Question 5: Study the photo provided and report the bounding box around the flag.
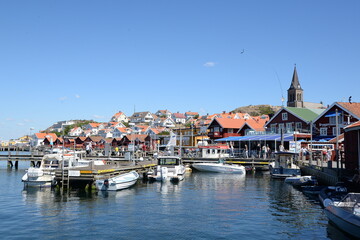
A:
[167,132,177,147]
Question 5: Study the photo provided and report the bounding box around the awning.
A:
[215,134,294,142]
[325,111,342,117]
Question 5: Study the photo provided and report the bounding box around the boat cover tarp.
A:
[215,134,294,142]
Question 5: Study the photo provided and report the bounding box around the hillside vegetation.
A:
[232,105,281,116]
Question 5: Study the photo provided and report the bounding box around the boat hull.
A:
[96,171,139,191]
[270,167,301,179]
[325,205,360,238]
[148,167,186,182]
[22,172,55,188]
[192,163,246,174]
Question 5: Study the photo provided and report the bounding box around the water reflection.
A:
[267,178,328,238]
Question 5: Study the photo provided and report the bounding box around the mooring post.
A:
[7,161,13,168]
[15,161,18,169]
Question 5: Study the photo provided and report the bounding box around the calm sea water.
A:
[0,157,354,240]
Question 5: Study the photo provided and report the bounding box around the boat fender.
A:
[323,198,333,208]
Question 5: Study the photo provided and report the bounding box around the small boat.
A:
[96,171,139,191]
[324,193,360,238]
[148,156,186,182]
[284,175,318,186]
[301,185,326,195]
[22,152,90,188]
[192,159,246,174]
[319,184,348,208]
[269,151,301,179]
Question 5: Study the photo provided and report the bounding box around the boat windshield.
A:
[158,158,179,165]
[335,193,360,209]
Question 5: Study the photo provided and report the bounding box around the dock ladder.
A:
[61,168,70,195]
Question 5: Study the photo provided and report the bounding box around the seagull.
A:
[241,49,245,54]
[349,96,352,104]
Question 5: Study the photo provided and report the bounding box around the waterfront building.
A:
[265,107,324,134]
[207,118,265,141]
[31,133,58,147]
[312,102,360,141]
[344,121,360,171]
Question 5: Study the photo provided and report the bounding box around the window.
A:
[282,113,288,121]
[278,124,284,134]
[286,123,293,132]
[228,129,234,133]
[332,127,338,136]
[320,128,328,136]
[271,124,277,134]
[295,122,302,131]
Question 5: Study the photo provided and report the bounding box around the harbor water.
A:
[0,159,354,240]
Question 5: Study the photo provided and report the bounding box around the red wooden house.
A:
[313,102,360,140]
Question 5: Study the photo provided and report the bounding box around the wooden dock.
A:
[54,160,157,190]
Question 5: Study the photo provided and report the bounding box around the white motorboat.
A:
[96,171,139,191]
[269,151,301,178]
[192,159,246,174]
[22,152,90,188]
[148,156,186,182]
[324,193,360,238]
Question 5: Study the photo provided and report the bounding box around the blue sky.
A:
[1,0,359,140]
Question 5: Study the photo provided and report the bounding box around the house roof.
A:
[131,111,151,118]
[112,111,124,118]
[286,107,324,122]
[213,118,246,129]
[218,112,237,119]
[328,133,345,143]
[116,127,128,133]
[86,136,105,142]
[34,133,57,139]
[126,134,148,142]
[173,113,186,118]
[337,102,360,118]
[89,122,102,128]
[239,118,265,132]
[344,120,360,132]
[312,102,360,123]
[185,111,198,116]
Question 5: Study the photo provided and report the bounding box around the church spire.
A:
[287,64,304,108]
[288,64,302,90]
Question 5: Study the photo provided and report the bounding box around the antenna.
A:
[275,71,285,106]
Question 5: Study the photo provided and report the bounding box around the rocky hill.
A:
[231,105,281,116]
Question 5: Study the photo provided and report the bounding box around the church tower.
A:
[287,65,304,108]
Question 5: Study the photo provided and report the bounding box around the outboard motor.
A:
[103,179,109,188]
